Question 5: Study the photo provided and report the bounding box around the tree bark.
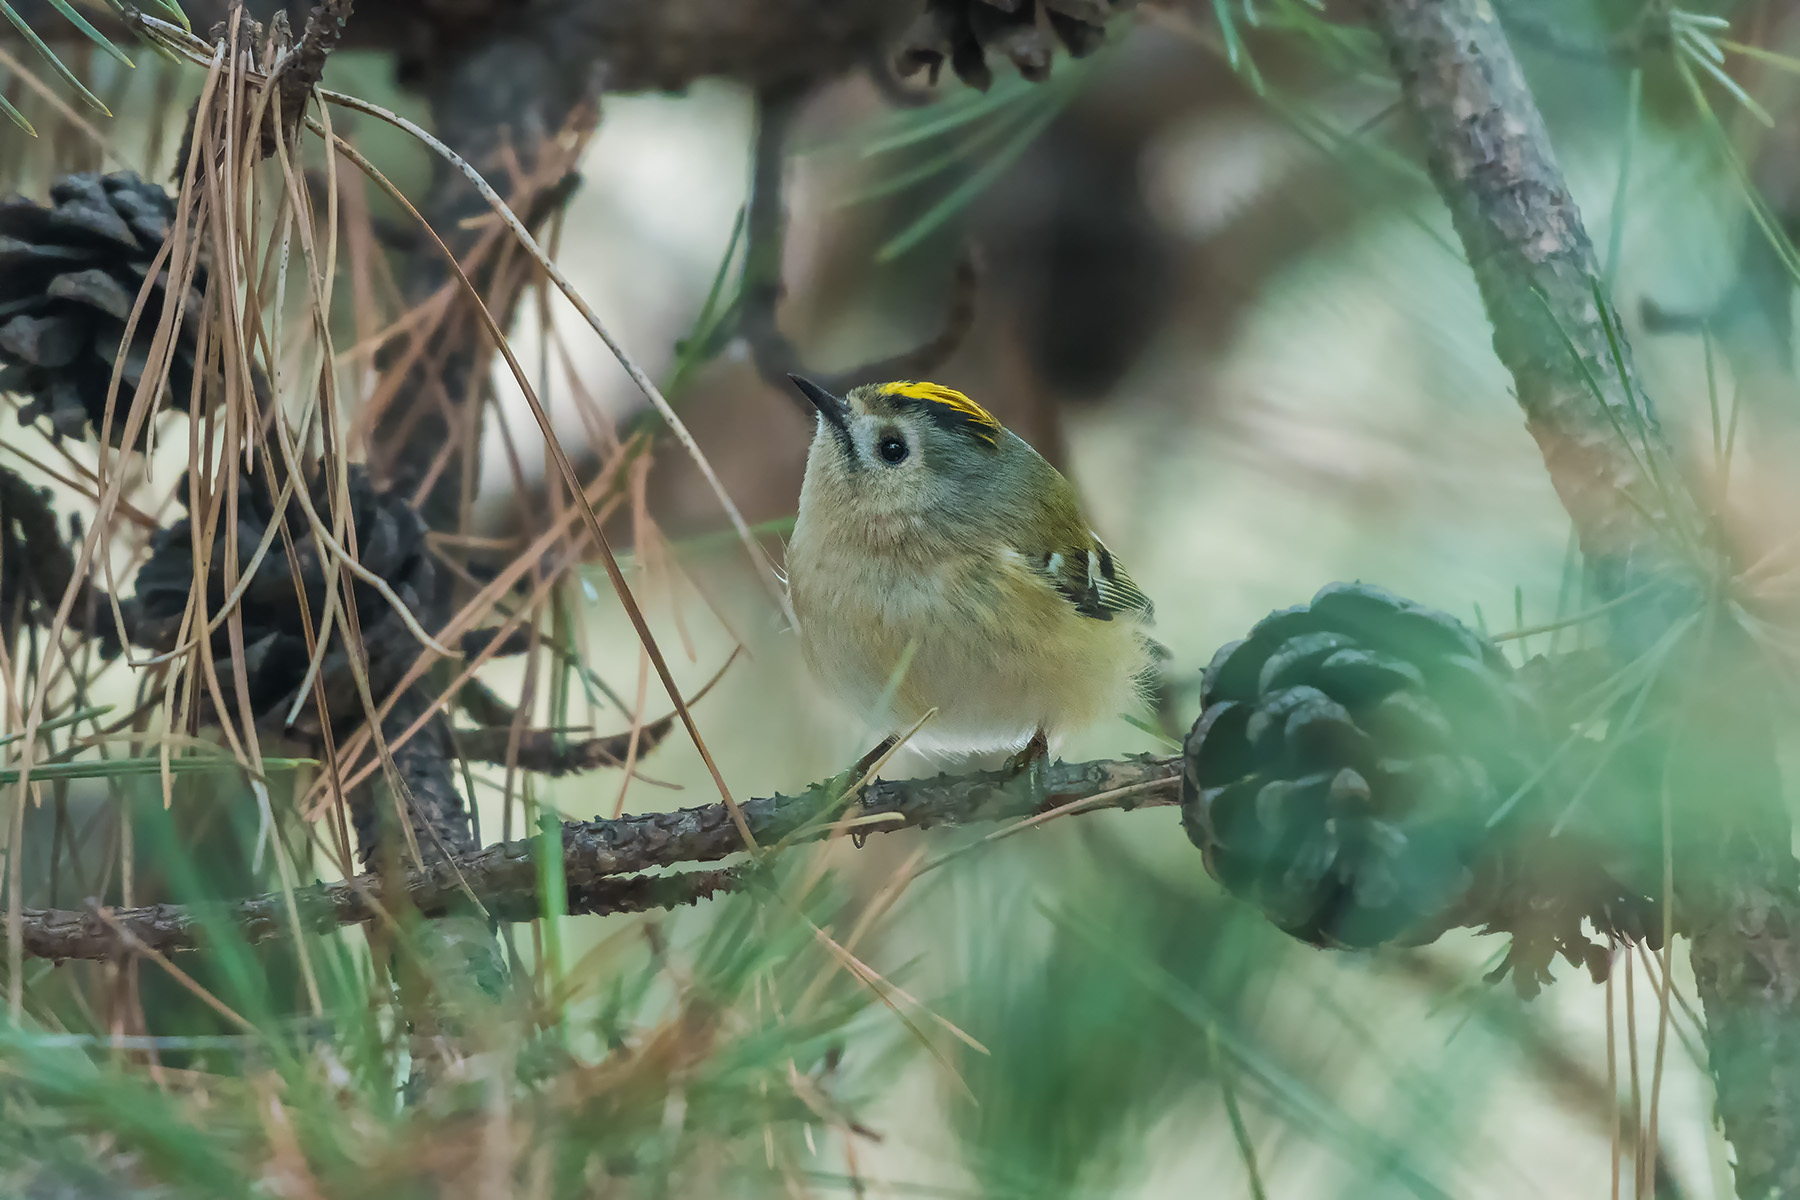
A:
[1363,2,1800,1195]
[11,0,902,95]
[16,755,1176,961]
[351,0,607,860]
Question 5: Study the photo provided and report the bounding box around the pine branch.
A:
[1362,0,1682,611]
[740,84,980,409]
[353,0,603,875]
[266,0,355,151]
[16,755,1177,963]
[452,718,675,777]
[11,0,896,94]
[1362,2,1800,1194]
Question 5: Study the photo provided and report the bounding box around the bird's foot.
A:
[851,734,900,783]
[1000,728,1050,789]
[828,735,898,848]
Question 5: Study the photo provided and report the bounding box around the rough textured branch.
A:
[29,866,751,963]
[351,0,606,867]
[16,755,1176,962]
[1364,0,1680,611]
[268,0,354,149]
[14,0,899,94]
[357,681,473,865]
[1364,2,1800,1195]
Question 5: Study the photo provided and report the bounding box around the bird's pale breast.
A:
[788,532,1148,753]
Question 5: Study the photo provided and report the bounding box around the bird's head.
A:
[787,375,1015,532]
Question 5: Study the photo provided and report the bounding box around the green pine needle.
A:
[0,88,36,135]
[43,0,133,68]
[876,99,1066,263]
[0,0,114,116]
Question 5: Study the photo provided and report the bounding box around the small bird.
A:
[784,375,1159,776]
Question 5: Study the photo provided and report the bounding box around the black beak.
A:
[788,374,849,434]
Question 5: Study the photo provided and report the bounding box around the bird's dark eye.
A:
[877,434,909,464]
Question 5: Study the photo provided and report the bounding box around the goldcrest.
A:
[784,375,1158,770]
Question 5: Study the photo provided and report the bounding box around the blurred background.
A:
[5,0,1800,1195]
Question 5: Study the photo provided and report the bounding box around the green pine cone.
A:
[1182,582,1544,950]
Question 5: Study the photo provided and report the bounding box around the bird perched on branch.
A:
[784,375,1159,777]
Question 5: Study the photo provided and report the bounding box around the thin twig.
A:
[741,85,980,408]
[453,717,674,777]
[301,110,762,857]
[310,82,795,627]
[271,0,353,145]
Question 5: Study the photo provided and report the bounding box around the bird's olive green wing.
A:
[1006,442,1153,623]
[1028,536,1154,623]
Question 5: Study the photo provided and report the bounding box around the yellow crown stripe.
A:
[881,381,1002,443]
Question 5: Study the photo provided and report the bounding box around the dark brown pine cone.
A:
[0,466,63,653]
[127,464,438,740]
[0,172,203,446]
[0,464,117,658]
[896,0,1134,90]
